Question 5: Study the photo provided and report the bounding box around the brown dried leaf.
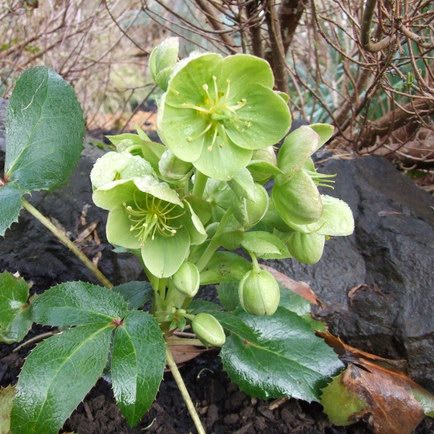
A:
[323,359,430,434]
[260,264,318,304]
[168,345,209,366]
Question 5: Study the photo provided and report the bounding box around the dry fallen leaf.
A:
[168,345,210,367]
[321,358,434,434]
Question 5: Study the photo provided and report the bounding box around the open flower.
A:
[92,174,206,278]
[158,53,291,181]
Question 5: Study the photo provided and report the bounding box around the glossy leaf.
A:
[0,182,22,237]
[216,308,343,402]
[217,280,240,311]
[32,281,128,327]
[279,288,311,316]
[111,311,166,426]
[5,67,84,191]
[112,281,152,309]
[0,272,32,343]
[11,324,112,434]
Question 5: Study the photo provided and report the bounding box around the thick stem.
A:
[21,199,113,288]
[165,346,206,434]
[192,171,208,198]
[196,238,220,272]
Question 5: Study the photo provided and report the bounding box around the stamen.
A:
[187,122,213,142]
[212,76,219,100]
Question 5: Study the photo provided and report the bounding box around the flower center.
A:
[124,193,184,244]
[177,76,250,151]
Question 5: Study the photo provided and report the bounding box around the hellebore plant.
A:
[0,39,369,434]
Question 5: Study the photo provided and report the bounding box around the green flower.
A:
[158,53,291,180]
[92,174,206,277]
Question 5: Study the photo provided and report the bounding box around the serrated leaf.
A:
[0,183,22,237]
[111,311,166,427]
[32,281,128,327]
[11,324,112,434]
[217,280,240,311]
[5,66,84,192]
[0,386,15,434]
[241,231,290,259]
[0,272,32,343]
[112,281,152,309]
[216,308,343,402]
[200,251,251,285]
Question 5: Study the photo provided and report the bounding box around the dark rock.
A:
[273,155,434,391]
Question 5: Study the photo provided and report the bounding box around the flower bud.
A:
[192,313,226,347]
[172,261,200,297]
[286,232,325,265]
[232,183,269,228]
[149,37,179,91]
[248,146,277,183]
[159,149,192,182]
[238,269,280,316]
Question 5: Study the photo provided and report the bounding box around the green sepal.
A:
[309,123,334,148]
[0,272,32,343]
[11,324,112,434]
[228,168,256,201]
[6,66,84,192]
[111,311,166,426]
[0,182,23,237]
[149,37,179,91]
[216,308,343,402]
[286,232,325,265]
[272,170,322,225]
[277,126,319,176]
[31,281,129,327]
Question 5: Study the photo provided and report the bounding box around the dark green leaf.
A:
[11,324,112,434]
[189,299,223,314]
[0,183,22,237]
[112,281,152,309]
[217,280,240,311]
[111,311,166,426]
[216,308,343,402]
[0,272,32,343]
[32,281,128,327]
[5,66,84,191]
[279,287,311,316]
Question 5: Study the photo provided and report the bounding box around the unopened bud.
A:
[172,261,200,297]
[192,313,226,347]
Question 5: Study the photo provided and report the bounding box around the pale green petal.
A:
[193,138,252,181]
[182,201,207,245]
[277,126,320,175]
[158,96,209,162]
[141,229,190,278]
[316,195,354,236]
[272,170,323,225]
[93,179,137,210]
[309,123,334,150]
[225,85,290,150]
[133,176,182,206]
[90,152,132,189]
[287,232,325,264]
[220,54,274,100]
[106,206,141,250]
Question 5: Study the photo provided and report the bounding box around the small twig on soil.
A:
[21,199,113,289]
[13,331,59,352]
[269,397,288,410]
[165,345,207,434]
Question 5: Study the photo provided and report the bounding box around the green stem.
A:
[248,250,260,271]
[196,238,220,272]
[22,199,113,288]
[165,345,206,434]
[192,171,208,198]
